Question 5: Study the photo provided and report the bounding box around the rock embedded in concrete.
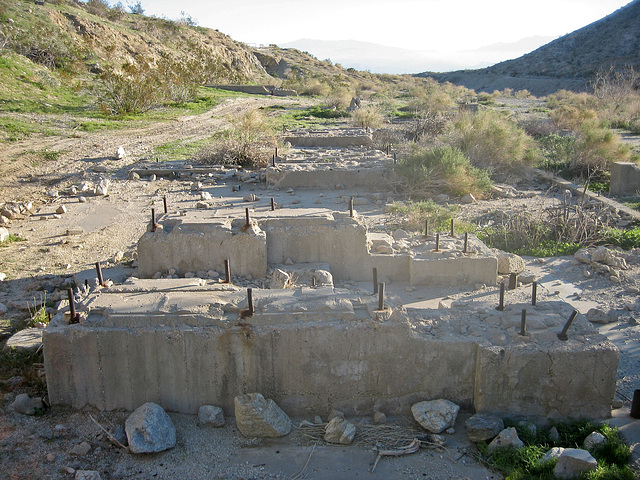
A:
[583,431,607,451]
[497,252,526,275]
[324,416,356,444]
[553,448,597,479]
[198,405,225,427]
[234,393,291,438]
[10,393,43,415]
[411,399,460,433]
[487,427,524,453]
[465,413,504,442]
[125,402,176,454]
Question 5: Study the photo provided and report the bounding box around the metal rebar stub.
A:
[245,207,251,228]
[434,233,440,252]
[532,281,537,306]
[450,219,454,237]
[163,196,168,214]
[372,267,378,295]
[424,219,429,238]
[151,208,157,232]
[378,282,385,310]
[270,198,275,211]
[463,232,468,254]
[224,259,231,284]
[95,261,104,287]
[520,309,527,336]
[557,310,578,341]
[496,283,505,311]
[349,197,354,218]
[67,288,79,324]
[509,273,518,290]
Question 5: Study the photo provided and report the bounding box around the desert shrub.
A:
[403,111,450,141]
[98,62,160,114]
[351,107,384,129]
[196,110,276,168]
[324,87,351,110]
[85,0,111,17]
[452,110,539,171]
[394,145,492,198]
[299,78,330,97]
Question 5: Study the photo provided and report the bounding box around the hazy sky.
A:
[135,0,632,66]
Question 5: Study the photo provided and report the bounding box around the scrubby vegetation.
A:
[476,419,634,480]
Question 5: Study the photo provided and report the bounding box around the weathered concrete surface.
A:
[266,165,391,189]
[43,282,618,420]
[137,212,498,287]
[610,161,640,196]
[284,130,373,148]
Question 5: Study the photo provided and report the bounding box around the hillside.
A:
[420,0,640,96]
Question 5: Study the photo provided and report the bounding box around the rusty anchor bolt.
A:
[557,310,578,341]
[496,282,505,311]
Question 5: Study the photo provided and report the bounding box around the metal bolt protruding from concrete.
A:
[163,196,168,214]
[349,197,354,218]
[151,208,157,232]
[386,144,390,155]
[435,233,440,252]
[424,219,429,237]
[312,276,316,288]
[558,310,578,341]
[532,281,537,306]
[272,155,276,167]
[373,267,378,295]
[275,147,278,158]
[450,219,454,237]
[247,288,254,315]
[245,208,250,227]
[224,259,231,284]
[95,261,104,286]
[497,282,505,311]
[270,198,275,211]
[378,282,385,310]
[509,273,518,290]
[520,309,527,336]
[393,152,397,164]
[67,288,79,324]
[463,232,468,254]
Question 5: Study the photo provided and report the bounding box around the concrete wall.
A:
[266,167,391,189]
[137,220,267,278]
[283,135,373,148]
[207,85,297,96]
[137,215,498,287]
[43,296,618,419]
[610,162,640,196]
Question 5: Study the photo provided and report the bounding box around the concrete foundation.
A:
[137,211,498,287]
[43,281,618,419]
[610,161,640,196]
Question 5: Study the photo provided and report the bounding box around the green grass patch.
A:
[0,234,25,247]
[601,227,640,249]
[386,200,464,233]
[153,137,212,161]
[477,419,634,480]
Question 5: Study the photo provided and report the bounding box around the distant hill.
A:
[282,37,556,74]
[420,0,640,96]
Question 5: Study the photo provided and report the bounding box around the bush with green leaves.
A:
[394,145,492,198]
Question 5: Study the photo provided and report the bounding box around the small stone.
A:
[129,171,140,180]
[109,424,127,447]
[553,448,597,479]
[327,409,344,422]
[465,413,504,442]
[0,227,9,242]
[411,399,460,434]
[125,402,176,454]
[75,471,102,480]
[46,453,56,462]
[460,193,476,204]
[149,174,157,182]
[117,146,126,159]
[78,196,87,203]
[583,431,607,451]
[446,427,455,435]
[487,427,524,453]
[324,416,356,445]
[198,405,225,427]
[539,446,566,464]
[270,268,290,289]
[95,179,110,196]
[243,193,259,202]
[66,227,84,236]
[284,258,294,265]
[69,441,91,456]
[373,411,386,424]
[200,192,212,201]
[196,201,210,209]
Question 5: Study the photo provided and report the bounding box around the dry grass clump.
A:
[452,110,540,171]
[351,106,384,129]
[196,110,276,168]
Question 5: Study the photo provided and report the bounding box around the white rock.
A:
[590,246,611,264]
[198,405,225,427]
[117,146,126,159]
[200,192,212,201]
[574,248,591,264]
[487,427,524,453]
[234,393,291,437]
[125,402,176,454]
[0,227,9,242]
[243,193,259,202]
[553,448,597,479]
[411,399,460,433]
[95,179,110,196]
[324,416,356,444]
[539,446,566,464]
[583,431,607,451]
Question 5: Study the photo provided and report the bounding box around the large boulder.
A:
[324,416,356,444]
[583,431,607,451]
[553,448,598,479]
[234,393,291,437]
[465,413,504,442]
[125,402,176,454]
[487,427,524,453]
[497,252,526,275]
[411,399,460,433]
